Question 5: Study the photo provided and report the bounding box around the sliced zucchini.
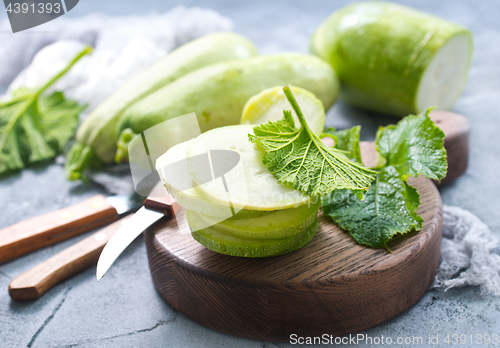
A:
[240,86,325,135]
[187,200,320,239]
[226,208,274,220]
[157,139,273,219]
[275,218,318,256]
[186,125,311,211]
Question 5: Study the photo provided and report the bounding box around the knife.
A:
[0,192,143,264]
[96,149,240,281]
[96,182,178,281]
[9,215,132,301]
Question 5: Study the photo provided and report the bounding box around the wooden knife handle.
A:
[9,216,131,301]
[356,110,470,186]
[0,195,119,264]
[143,181,178,217]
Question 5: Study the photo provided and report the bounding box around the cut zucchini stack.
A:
[187,203,319,258]
[156,125,320,257]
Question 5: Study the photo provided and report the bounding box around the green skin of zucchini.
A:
[115,53,340,162]
[191,218,318,258]
[310,1,472,116]
[65,32,258,180]
[196,201,320,239]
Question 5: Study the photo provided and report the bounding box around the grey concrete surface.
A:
[1,0,499,347]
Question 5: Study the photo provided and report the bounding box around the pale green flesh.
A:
[191,218,318,258]
[189,201,320,239]
[173,188,271,220]
[311,2,472,116]
[415,32,472,112]
[186,125,311,210]
[226,209,274,220]
[240,86,325,135]
[157,137,280,219]
[74,32,258,163]
[157,139,233,218]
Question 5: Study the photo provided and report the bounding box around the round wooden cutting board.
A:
[144,152,445,341]
[144,177,441,341]
[143,110,470,341]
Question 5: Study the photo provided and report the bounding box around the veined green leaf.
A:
[0,47,90,175]
[322,166,423,250]
[322,108,447,249]
[249,86,377,196]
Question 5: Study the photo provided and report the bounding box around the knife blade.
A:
[96,207,163,281]
[0,192,143,264]
[96,182,177,281]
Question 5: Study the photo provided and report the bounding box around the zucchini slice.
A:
[157,139,272,219]
[186,125,311,210]
[187,201,320,239]
[191,218,318,258]
[240,86,325,135]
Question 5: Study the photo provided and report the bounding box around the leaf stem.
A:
[0,46,92,168]
[283,85,309,130]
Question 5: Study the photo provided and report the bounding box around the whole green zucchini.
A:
[310,1,473,116]
[115,53,339,162]
[65,32,258,180]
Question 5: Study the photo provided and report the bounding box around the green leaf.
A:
[323,126,362,164]
[38,92,84,149]
[322,165,423,249]
[249,86,377,196]
[375,110,447,181]
[0,47,90,175]
[322,108,447,249]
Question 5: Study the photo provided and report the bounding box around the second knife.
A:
[0,192,142,264]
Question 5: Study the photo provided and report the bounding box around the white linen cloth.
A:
[434,206,500,295]
[1,6,232,113]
